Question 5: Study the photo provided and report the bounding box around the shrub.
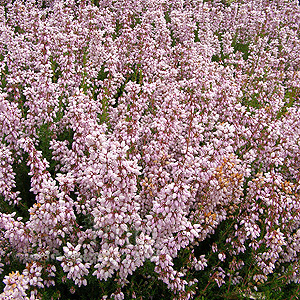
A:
[0,0,300,299]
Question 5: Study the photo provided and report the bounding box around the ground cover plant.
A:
[0,0,300,299]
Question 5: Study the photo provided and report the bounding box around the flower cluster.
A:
[1,271,29,300]
[0,0,299,299]
[57,243,90,287]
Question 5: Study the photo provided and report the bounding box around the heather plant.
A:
[0,0,300,299]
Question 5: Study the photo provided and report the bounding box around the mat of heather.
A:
[0,0,300,299]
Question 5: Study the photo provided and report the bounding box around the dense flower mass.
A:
[0,0,300,299]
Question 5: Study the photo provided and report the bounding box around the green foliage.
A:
[40,266,120,300]
[11,158,34,221]
[0,57,8,90]
[212,31,250,64]
[277,88,299,118]
[50,57,62,84]
[90,0,100,7]
[37,124,57,174]
[164,11,171,24]
[233,42,250,61]
[112,19,122,41]
[124,261,172,300]
[194,22,200,43]
[130,15,142,29]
